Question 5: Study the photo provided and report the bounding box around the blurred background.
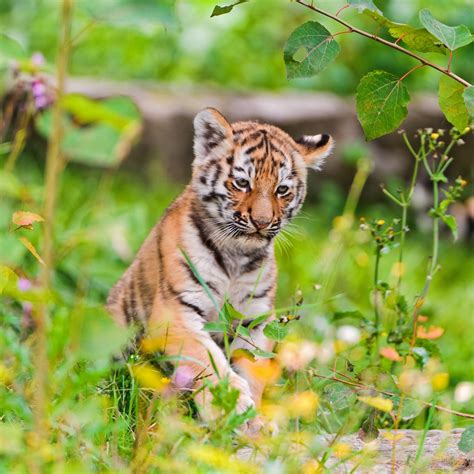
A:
[0,0,473,407]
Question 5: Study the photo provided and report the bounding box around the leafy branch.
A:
[282,0,473,139]
[295,0,471,88]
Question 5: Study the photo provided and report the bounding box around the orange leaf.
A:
[417,325,444,340]
[12,211,44,230]
[19,237,45,266]
[380,346,402,362]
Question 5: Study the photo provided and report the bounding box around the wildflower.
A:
[358,395,393,412]
[313,283,322,291]
[376,219,385,226]
[277,340,317,371]
[287,391,319,420]
[301,459,323,474]
[431,372,449,391]
[454,382,474,403]
[430,132,439,140]
[172,365,195,390]
[336,325,361,345]
[130,363,170,392]
[18,277,32,292]
[333,442,352,459]
[0,364,13,386]
[31,52,45,67]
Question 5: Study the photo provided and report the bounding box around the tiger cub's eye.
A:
[276,185,289,195]
[235,178,250,189]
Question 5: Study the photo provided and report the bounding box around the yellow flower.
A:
[301,459,323,474]
[358,395,393,412]
[130,363,170,392]
[431,372,449,391]
[377,219,385,226]
[287,391,319,421]
[0,364,13,386]
[430,132,439,140]
[333,442,352,459]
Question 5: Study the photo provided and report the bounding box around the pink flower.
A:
[172,366,195,390]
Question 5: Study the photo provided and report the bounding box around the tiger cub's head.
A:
[192,107,333,249]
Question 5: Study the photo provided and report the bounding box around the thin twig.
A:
[399,64,425,82]
[295,0,471,87]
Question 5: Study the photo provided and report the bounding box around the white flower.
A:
[454,382,474,403]
[336,325,361,345]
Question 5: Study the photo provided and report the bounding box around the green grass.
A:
[1,160,473,472]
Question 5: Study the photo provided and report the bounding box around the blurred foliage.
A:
[0,0,472,94]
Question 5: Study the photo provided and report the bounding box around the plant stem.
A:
[34,0,73,445]
[373,245,381,347]
[412,398,437,472]
[295,0,472,87]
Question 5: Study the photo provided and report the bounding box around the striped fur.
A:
[107,107,333,421]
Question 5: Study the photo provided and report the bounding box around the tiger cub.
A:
[107,107,333,422]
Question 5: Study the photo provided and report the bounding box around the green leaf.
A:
[211,0,248,17]
[248,313,271,330]
[0,265,18,295]
[203,321,227,333]
[323,383,356,411]
[348,0,382,14]
[332,310,365,321]
[441,214,458,240]
[438,76,469,131]
[235,325,251,339]
[221,300,246,323]
[389,26,447,55]
[412,346,430,366]
[356,70,410,140]
[284,21,340,79]
[35,96,142,167]
[263,321,289,342]
[0,34,26,70]
[419,9,472,51]
[364,11,447,55]
[458,426,474,453]
[463,86,474,124]
[250,348,275,359]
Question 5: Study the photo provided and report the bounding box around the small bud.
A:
[377,219,385,227]
[457,139,465,146]
[430,132,439,140]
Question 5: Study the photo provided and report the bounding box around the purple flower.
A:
[172,366,195,390]
[18,278,32,292]
[32,80,46,97]
[31,52,45,67]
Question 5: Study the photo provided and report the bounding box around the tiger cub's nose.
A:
[251,216,272,230]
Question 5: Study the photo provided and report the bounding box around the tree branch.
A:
[295,0,472,88]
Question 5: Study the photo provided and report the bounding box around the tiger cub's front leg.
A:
[148,296,255,419]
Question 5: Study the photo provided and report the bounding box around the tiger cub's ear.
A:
[296,134,334,170]
[193,107,233,166]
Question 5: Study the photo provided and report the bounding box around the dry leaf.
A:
[380,346,402,362]
[19,237,45,265]
[12,211,44,230]
[417,325,444,340]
